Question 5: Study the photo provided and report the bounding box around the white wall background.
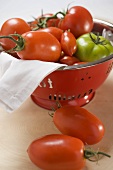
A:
[0,0,113,27]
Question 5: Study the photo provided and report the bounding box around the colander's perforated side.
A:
[106,61,113,74]
[48,89,93,101]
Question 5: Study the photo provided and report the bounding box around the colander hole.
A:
[54,95,57,100]
[83,93,87,97]
[49,94,52,100]
[72,96,75,100]
[77,94,81,98]
[63,96,66,100]
[88,76,91,79]
[106,62,113,74]
[89,89,93,94]
[58,95,61,100]
[68,96,72,100]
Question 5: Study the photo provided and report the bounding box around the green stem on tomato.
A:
[48,101,62,117]
[84,148,111,162]
[89,32,107,45]
[0,34,25,52]
[46,11,66,21]
[32,11,66,31]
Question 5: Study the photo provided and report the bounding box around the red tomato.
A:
[16,31,61,62]
[0,18,31,50]
[53,105,105,145]
[0,29,3,52]
[60,30,77,56]
[27,134,85,170]
[46,15,60,27]
[29,19,38,29]
[30,13,53,29]
[31,13,60,29]
[37,27,63,41]
[59,6,94,38]
[59,56,80,65]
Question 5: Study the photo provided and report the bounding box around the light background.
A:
[0,0,113,26]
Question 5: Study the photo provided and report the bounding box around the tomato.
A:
[46,14,60,27]
[75,32,113,62]
[29,19,38,29]
[59,6,93,38]
[15,31,61,62]
[27,134,85,170]
[53,105,105,145]
[31,13,60,30]
[60,30,77,56]
[0,18,31,50]
[59,56,80,65]
[0,30,3,52]
[27,134,110,170]
[37,27,63,41]
[30,13,52,29]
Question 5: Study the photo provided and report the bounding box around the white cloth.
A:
[0,52,65,113]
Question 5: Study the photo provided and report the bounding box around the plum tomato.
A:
[0,18,31,50]
[27,134,85,170]
[53,105,105,145]
[60,30,77,56]
[16,31,61,62]
[27,134,111,170]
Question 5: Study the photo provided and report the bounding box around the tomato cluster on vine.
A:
[0,5,113,64]
[0,5,93,65]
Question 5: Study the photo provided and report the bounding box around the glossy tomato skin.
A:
[37,27,63,41]
[75,33,113,62]
[30,13,60,29]
[59,6,93,38]
[27,134,85,170]
[46,16,60,27]
[39,13,60,27]
[53,105,105,145]
[17,31,61,62]
[60,30,77,56]
[0,18,31,50]
[59,56,80,65]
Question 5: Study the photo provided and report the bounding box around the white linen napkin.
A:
[0,52,65,113]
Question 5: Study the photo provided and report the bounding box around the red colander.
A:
[31,19,113,110]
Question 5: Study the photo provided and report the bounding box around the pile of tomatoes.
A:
[0,5,113,65]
